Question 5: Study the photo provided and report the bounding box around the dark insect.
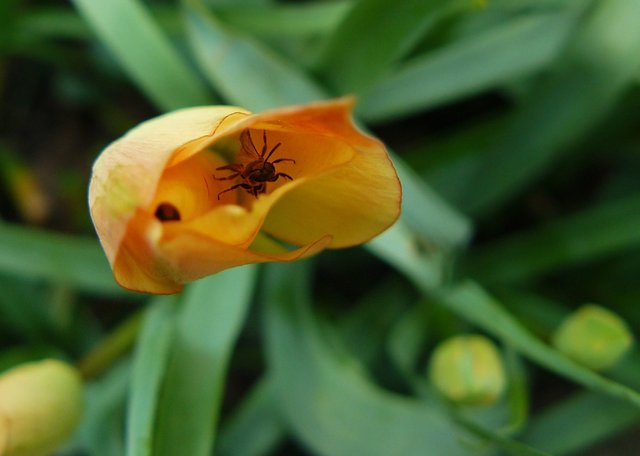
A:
[214,129,296,200]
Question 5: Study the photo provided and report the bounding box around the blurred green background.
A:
[1,0,640,454]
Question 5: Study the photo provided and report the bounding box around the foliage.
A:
[1,0,640,454]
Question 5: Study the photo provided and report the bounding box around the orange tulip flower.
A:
[89,98,401,294]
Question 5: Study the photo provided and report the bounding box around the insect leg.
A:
[214,164,244,180]
[271,157,295,164]
[217,183,251,200]
[272,173,293,182]
[261,129,268,158]
[265,143,283,161]
[213,172,240,181]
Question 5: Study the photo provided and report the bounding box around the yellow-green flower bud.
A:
[0,359,83,456]
[428,335,506,406]
[552,304,634,371]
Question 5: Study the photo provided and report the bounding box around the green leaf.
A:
[215,1,352,39]
[359,10,575,122]
[386,303,431,377]
[0,223,129,297]
[16,7,90,42]
[263,262,473,456]
[365,221,444,290]
[522,353,640,453]
[364,154,472,290]
[318,0,475,93]
[127,297,177,456]
[458,0,640,215]
[216,378,285,456]
[394,156,472,250]
[70,0,213,111]
[522,391,639,454]
[437,282,640,409]
[454,415,551,456]
[185,0,327,111]
[501,349,530,435]
[153,266,257,456]
[463,194,640,283]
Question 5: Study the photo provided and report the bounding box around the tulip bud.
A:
[428,335,506,406]
[89,98,401,293]
[0,359,83,456]
[552,304,633,371]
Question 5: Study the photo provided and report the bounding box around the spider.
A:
[214,129,296,200]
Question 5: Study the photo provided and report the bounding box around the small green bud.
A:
[428,335,506,406]
[0,359,83,456]
[552,304,633,371]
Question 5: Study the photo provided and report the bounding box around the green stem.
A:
[78,311,144,379]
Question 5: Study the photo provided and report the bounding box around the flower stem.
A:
[77,311,143,380]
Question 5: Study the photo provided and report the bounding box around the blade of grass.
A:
[126,297,177,456]
[0,222,130,297]
[184,0,327,111]
[153,266,257,456]
[71,0,213,111]
[459,0,640,215]
[317,0,476,93]
[359,10,575,122]
[462,194,640,283]
[263,262,474,456]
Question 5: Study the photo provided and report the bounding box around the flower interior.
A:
[148,123,355,252]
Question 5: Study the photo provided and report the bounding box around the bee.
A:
[214,129,296,200]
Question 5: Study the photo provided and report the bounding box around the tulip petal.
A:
[89,106,249,265]
[259,99,402,247]
[112,209,331,293]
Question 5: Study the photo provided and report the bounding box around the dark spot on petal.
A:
[155,203,181,222]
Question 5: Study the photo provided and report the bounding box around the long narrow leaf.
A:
[153,266,257,456]
[460,0,640,215]
[359,11,575,122]
[71,0,213,111]
[263,262,476,456]
[318,0,473,93]
[0,222,127,297]
[463,194,640,283]
[127,297,177,456]
[185,0,327,111]
[216,1,352,38]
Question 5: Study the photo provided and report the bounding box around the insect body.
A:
[214,129,295,200]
